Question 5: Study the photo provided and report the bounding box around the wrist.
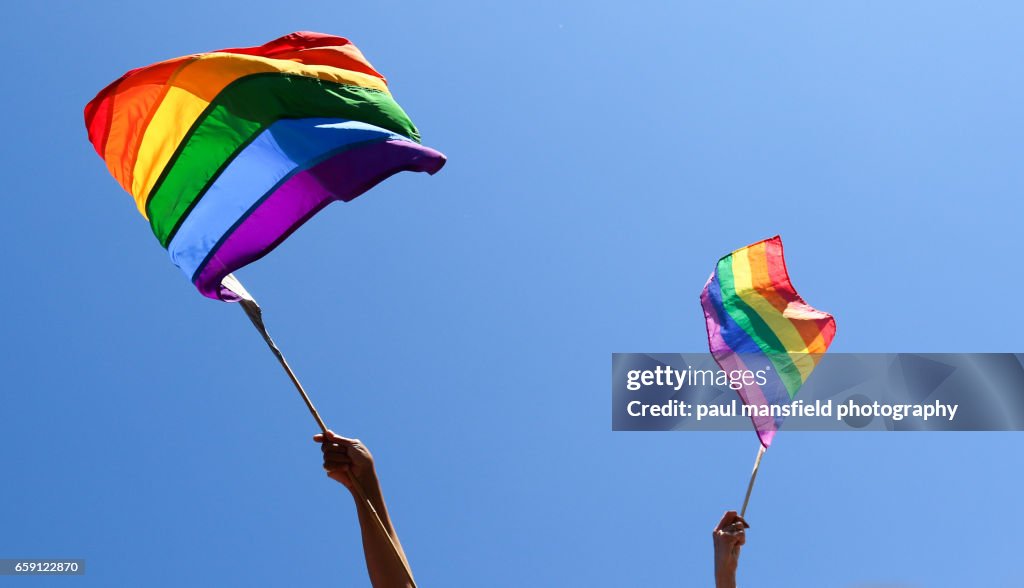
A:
[347,474,384,506]
[351,472,382,497]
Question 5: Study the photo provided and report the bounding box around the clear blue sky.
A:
[2,2,1021,586]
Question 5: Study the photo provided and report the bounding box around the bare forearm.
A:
[714,550,738,588]
[315,432,416,587]
[351,479,414,588]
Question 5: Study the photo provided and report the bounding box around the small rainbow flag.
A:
[700,236,836,447]
[84,32,446,300]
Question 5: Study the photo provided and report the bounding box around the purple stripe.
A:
[701,271,785,447]
[194,139,446,300]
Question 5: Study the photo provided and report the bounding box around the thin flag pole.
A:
[226,275,417,587]
[740,445,766,518]
[236,295,329,435]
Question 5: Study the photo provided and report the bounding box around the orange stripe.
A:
[762,238,834,356]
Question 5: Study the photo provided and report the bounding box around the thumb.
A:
[313,429,341,443]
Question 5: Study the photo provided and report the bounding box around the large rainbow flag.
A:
[700,236,836,447]
[84,31,446,301]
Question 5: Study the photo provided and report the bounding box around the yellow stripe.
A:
[130,87,208,214]
[130,52,390,212]
[731,244,816,382]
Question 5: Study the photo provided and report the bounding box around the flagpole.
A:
[740,445,766,518]
[227,276,417,587]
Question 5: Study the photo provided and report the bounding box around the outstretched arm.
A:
[315,430,415,588]
[712,510,748,588]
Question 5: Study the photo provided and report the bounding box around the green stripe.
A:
[717,256,804,398]
[145,73,420,246]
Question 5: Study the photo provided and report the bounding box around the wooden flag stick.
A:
[227,275,417,587]
[740,445,766,518]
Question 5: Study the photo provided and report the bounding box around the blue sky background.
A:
[1,2,1021,586]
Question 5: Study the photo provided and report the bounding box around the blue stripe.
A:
[167,118,407,279]
[737,352,791,428]
[706,268,762,354]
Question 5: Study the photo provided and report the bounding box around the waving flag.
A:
[84,35,443,581]
[84,31,446,300]
[700,236,836,447]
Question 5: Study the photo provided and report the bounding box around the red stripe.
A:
[83,80,116,156]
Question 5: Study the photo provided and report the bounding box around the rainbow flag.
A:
[700,236,836,447]
[84,31,446,300]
